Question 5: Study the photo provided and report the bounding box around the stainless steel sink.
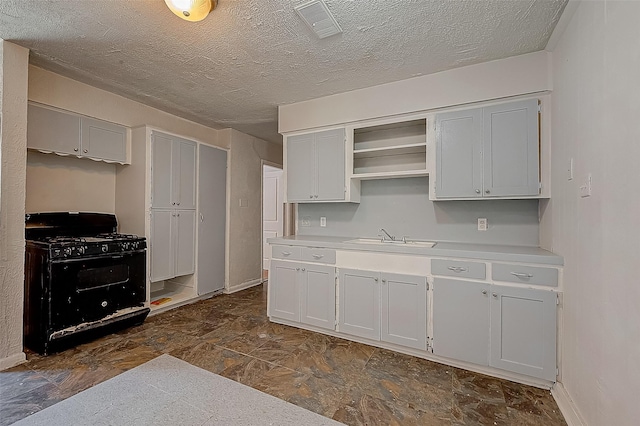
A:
[346,238,436,248]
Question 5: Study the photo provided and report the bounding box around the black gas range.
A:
[24,212,150,355]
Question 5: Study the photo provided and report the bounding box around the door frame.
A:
[261,160,284,281]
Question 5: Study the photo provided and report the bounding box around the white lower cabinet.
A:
[432,277,557,381]
[339,268,428,350]
[269,260,336,329]
[150,209,196,282]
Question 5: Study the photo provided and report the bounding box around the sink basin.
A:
[346,238,436,248]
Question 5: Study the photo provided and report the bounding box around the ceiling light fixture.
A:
[164,0,217,22]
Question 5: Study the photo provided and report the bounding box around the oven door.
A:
[49,251,146,330]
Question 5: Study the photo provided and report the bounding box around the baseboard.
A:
[224,278,263,294]
[551,382,586,426]
[0,351,26,371]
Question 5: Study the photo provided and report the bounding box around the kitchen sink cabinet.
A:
[151,131,196,210]
[432,277,557,381]
[339,268,427,349]
[28,103,128,164]
[339,268,381,340]
[285,128,357,203]
[434,98,540,199]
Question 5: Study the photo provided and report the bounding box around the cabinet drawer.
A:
[431,259,486,280]
[272,245,301,260]
[301,247,336,264]
[492,263,558,287]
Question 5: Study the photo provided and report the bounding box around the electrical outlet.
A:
[301,216,311,227]
[320,217,327,227]
[478,218,488,231]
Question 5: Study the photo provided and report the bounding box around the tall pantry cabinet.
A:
[116,126,227,313]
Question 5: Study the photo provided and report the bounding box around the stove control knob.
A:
[101,244,108,253]
[64,247,73,256]
[122,242,130,251]
[77,246,85,255]
[132,241,139,250]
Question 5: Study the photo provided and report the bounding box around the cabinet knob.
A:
[83,149,88,153]
[177,202,180,206]
[481,290,487,295]
[485,190,490,194]
[302,268,306,271]
[172,202,176,205]
[374,277,378,282]
[314,195,318,198]
[309,195,313,199]
[177,213,180,217]
[492,292,498,298]
[74,148,79,152]
[382,279,386,284]
[475,189,480,194]
[296,268,300,271]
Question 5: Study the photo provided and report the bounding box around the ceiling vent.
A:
[294,0,343,39]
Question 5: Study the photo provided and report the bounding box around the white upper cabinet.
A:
[433,98,540,200]
[27,103,129,164]
[285,128,357,203]
[151,131,196,210]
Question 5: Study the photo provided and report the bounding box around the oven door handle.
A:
[76,279,130,292]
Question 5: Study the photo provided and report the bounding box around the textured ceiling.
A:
[0,0,567,143]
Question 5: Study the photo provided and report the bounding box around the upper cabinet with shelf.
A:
[285,128,360,203]
[27,103,129,164]
[350,118,427,180]
[432,98,542,200]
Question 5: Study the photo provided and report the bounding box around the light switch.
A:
[301,216,311,227]
[580,174,592,198]
[320,217,326,227]
[568,158,574,180]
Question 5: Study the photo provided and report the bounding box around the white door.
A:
[174,210,196,277]
[263,166,283,270]
[197,144,227,295]
[150,209,174,282]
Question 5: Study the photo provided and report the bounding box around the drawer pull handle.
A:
[312,254,324,259]
[447,266,468,273]
[511,272,534,278]
[481,290,487,295]
[282,252,291,256]
[492,292,498,298]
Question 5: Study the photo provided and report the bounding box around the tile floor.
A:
[0,284,567,425]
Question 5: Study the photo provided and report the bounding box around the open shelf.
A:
[149,276,196,313]
[352,118,427,179]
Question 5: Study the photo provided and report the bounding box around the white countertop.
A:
[268,235,563,266]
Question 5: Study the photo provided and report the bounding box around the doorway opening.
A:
[262,163,284,282]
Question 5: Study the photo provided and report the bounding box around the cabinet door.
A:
[150,210,174,282]
[174,210,196,277]
[490,286,557,381]
[27,104,81,155]
[197,144,227,295]
[339,268,380,340]
[268,260,300,322]
[175,139,197,209]
[151,133,174,209]
[483,99,539,197]
[300,264,335,330]
[435,108,483,198]
[81,117,127,163]
[432,278,489,365]
[315,128,345,201]
[286,133,315,202]
[381,272,427,350]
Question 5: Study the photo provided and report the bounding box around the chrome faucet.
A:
[378,228,395,242]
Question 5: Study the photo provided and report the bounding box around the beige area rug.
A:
[15,354,342,425]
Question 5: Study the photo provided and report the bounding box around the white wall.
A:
[279,51,551,133]
[0,41,29,370]
[548,2,640,424]
[223,129,282,292]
